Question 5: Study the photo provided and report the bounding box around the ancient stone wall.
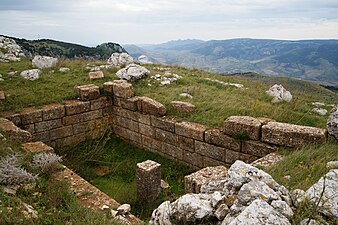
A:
[3,81,328,168]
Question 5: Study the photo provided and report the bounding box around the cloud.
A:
[0,0,337,44]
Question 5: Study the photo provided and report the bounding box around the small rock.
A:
[327,105,338,140]
[117,204,131,215]
[291,189,306,208]
[161,179,170,189]
[22,202,38,219]
[20,69,41,80]
[8,71,17,76]
[59,67,70,72]
[283,175,291,180]
[32,55,58,69]
[88,71,104,80]
[94,166,111,176]
[160,80,171,86]
[215,204,229,221]
[271,200,294,219]
[266,84,292,103]
[179,93,193,99]
[326,161,338,169]
[3,185,19,195]
[101,204,109,210]
[312,102,326,107]
[116,63,150,81]
[312,108,327,116]
[111,209,118,217]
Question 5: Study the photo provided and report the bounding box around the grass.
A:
[1,59,337,128]
[0,134,119,225]
[56,133,194,220]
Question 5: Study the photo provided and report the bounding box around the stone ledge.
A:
[0,118,32,142]
[262,122,327,148]
[175,121,208,141]
[137,97,166,117]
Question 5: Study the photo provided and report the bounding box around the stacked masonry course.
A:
[2,80,328,169]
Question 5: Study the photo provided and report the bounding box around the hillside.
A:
[3,35,126,59]
[126,38,338,84]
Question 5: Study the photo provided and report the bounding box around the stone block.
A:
[115,116,139,132]
[55,132,87,147]
[242,140,278,157]
[73,121,92,134]
[112,80,134,98]
[151,116,176,132]
[138,97,166,116]
[262,122,327,148]
[239,153,259,163]
[62,110,102,125]
[139,123,155,138]
[23,124,35,134]
[115,126,141,144]
[22,141,53,153]
[203,157,228,168]
[35,119,62,133]
[4,113,22,126]
[141,135,162,152]
[195,141,226,161]
[49,126,73,140]
[138,113,151,125]
[90,97,112,110]
[175,121,207,141]
[75,84,100,101]
[88,71,104,80]
[184,166,228,193]
[112,96,122,106]
[103,81,114,93]
[102,106,114,116]
[225,149,240,164]
[33,131,50,143]
[120,96,139,111]
[161,142,183,160]
[155,128,178,144]
[21,108,43,125]
[42,103,65,120]
[64,100,90,115]
[171,101,195,113]
[205,128,241,151]
[224,116,262,140]
[183,151,203,168]
[178,135,195,152]
[136,160,161,205]
[0,118,32,142]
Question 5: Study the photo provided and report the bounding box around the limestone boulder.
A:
[20,69,41,80]
[312,108,327,116]
[0,36,25,62]
[149,201,172,225]
[116,64,150,81]
[305,169,338,220]
[107,52,133,66]
[138,55,153,64]
[327,105,338,140]
[266,84,292,103]
[32,55,58,69]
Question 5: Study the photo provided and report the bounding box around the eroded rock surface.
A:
[32,55,58,69]
[327,105,338,140]
[107,52,133,66]
[266,84,292,103]
[116,64,150,81]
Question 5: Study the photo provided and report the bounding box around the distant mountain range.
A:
[125,38,338,84]
[4,35,126,59]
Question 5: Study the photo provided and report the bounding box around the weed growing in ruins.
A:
[31,152,62,174]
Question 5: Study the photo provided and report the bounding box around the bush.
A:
[31,152,62,174]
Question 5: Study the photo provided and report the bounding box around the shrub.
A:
[31,152,62,174]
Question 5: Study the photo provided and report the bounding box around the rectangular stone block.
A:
[88,71,104,80]
[242,140,278,157]
[141,135,162,152]
[138,96,166,116]
[161,142,183,160]
[184,166,228,193]
[103,81,114,93]
[62,110,102,125]
[33,131,50,143]
[178,135,195,152]
[23,124,35,134]
[90,96,112,111]
[55,132,87,147]
[205,128,241,151]
[224,116,262,140]
[139,123,155,138]
[35,119,62,133]
[120,96,139,111]
[203,157,228,168]
[195,141,226,161]
[225,149,240,164]
[112,80,134,98]
[183,151,203,168]
[64,100,90,115]
[138,113,151,125]
[239,153,259,163]
[113,96,122,106]
[102,106,114,116]
[175,121,208,141]
[49,126,73,140]
[21,108,43,125]
[73,121,92,134]
[155,128,178,144]
[262,122,327,148]
[75,84,100,101]
[42,103,65,121]
[151,116,176,132]
[126,128,141,144]
[115,116,139,132]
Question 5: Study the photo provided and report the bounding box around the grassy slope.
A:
[1,60,337,128]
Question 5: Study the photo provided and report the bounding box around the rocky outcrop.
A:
[116,64,150,81]
[138,55,153,64]
[20,69,41,80]
[266,84,292,103]
[0,36,25,62]
[327,105,338,140]
[150,161,293,225]
[107,52,133,66]
[312,108,327,116]
[32,55,58,69]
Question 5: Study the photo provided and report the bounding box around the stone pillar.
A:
[136,160,161,204]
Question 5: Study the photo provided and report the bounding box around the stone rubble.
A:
[32,55,58,69]
[0,36,25,62]
[149,70,182,87]
[326,161,338,169]
[59,67,70,72]
[266,84,292,103]
[312,108,327,116]
[107,52,133,66]
[205,78,244,88]
[327,105,338,140]
[179,93,193,99]
[116,63,150,81]
[20,69,41,80]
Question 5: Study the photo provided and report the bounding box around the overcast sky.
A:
[1,0,338,46]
